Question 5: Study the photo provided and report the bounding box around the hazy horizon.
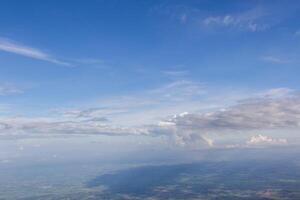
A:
[1,0,300,199]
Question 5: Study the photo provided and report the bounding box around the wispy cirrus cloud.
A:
[60,80,208,126]
[259,87,293,98]
[0,83,23,96]
[0,38,71,66]
[202,8,269,32]
[261,56,292,64]
[162,70,189,79]
[152,4,270,32]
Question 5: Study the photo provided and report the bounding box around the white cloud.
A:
[0,80,209,147]
[261,56,291,64]
[149,80,205,98]
[260,88,294,98]
[73,58,104,65]
[0,84,23,96]
[162,91,300,131]
[202,8,268,32]
[0,84,299,149]
[162,70,189,78]
[0,116,149,138]
[153,90,300,147]
[247,134,287,146]
[0,38,70,66]
[65,80,209,126]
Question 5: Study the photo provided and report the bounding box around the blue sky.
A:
[1,0,300,150]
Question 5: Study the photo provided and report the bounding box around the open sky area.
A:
[1,1,300,199]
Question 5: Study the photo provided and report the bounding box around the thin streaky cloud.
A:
[162,70,189,77]
[261,56,292,64]
[0,38,71,66]
[0,84,23,96]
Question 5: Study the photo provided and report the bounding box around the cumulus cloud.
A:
[151,117,214,148]
[153,91,300,147]
[161,95,300,131]
[0,37,70,66]
[246,134,287,146]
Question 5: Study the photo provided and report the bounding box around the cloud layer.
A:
[155,91,300,147]
[162,95,300,131]
[0,86,299,148]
